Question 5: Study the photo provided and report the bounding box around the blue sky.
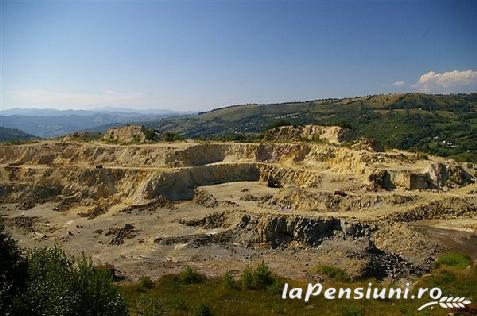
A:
[2,0,477,111]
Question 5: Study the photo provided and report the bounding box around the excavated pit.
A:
[0,140,476,281]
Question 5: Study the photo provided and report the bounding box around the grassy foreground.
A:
[120,254,477,316]
[1,221,475,315]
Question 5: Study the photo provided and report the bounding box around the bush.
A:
[178,266,205,284]
[435,253,472,269]
[266,119,294,130]
[195,303,212,316]
[267,278,285,294]
[317,265,350,282]
[162,132,183,142]
[0,223,27,315]
[144,128,157,141]
[240,266,254,290]
[137,276,154,291]
[223,271,237,290]
[253,261,274,289]
[136,294,163,316]
[13,247,128,316]
[240,262,276,290]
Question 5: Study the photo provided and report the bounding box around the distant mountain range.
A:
[0,108,179,116]
[0,108,185,138]
[2,93,476,162]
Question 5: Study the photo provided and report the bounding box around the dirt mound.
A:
[386,196,477,222]
[263,124,352,144]
[179,212,229,229]
[261,186,415,212]
[78,205,108,219]
[351,137,384,152]
[193,189,218,208]
[104,125,148,144]
[105,224,137,245]
[372,223,441,272]
[7,215,39,232]
[121,197,174,213]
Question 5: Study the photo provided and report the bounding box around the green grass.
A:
[316,265,350,282]
[142,93,477,162]
[435,253,472,269]
[119,257,477,316]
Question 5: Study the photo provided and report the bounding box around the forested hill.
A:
[143,93,477,162]
[0,127,38,142]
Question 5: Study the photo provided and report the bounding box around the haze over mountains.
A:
[1,93,476,162]
[0,108,183,138]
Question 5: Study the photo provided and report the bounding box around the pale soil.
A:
[1,140,476,282]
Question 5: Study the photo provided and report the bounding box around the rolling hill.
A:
[142,93,477,162]
[0,127,38,142]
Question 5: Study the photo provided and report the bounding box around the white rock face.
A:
[264,124,352,144]
[104,125,147,144]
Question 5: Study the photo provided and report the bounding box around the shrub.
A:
[178,266,205,284]
[195,303,212,316]
[144,128,156,141]
[435,253,472,269]
[13,247,128,316]
[138,276,154,291]
[253,261,274,290]
[162,132,183,142]
[0,223,27,315]
[240,266,254,290]
[75,254,128,315]
[267,278,285,294]
[136,294,163,316]
[240,262,276,290]
[223,271,237,290]
[317,265,350,282]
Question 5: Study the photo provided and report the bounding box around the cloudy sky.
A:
[2,0,477,111]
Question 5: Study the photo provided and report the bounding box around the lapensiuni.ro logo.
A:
[282,283,472,311]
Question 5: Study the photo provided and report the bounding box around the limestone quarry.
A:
[1,131,476,282]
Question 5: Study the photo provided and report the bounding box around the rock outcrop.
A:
[104,125,147,144]
[263,124,352,144]
[351,137,384,152]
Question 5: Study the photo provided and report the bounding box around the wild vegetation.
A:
[0,127,37,142]
[0,223,128,316]
[2,219,476,315]
[120,255,476,316]
[141,93,477,161]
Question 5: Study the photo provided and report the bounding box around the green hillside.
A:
[0,127,38,142]
[144,93,477,162]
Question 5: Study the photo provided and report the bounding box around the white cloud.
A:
[392,80,406,87]
[412,70,477,93]
[5,89,157,110]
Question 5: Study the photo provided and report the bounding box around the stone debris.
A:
[7,215,38,232]
[0,138,476,281]
[193,189,218,208]
[78,205,108,219]
[105,224,137,245]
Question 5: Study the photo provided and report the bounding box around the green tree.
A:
[13,247,128,316]
[0,223,27,315]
